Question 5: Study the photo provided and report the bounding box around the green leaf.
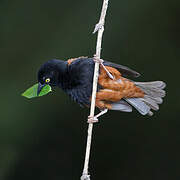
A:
[22,83,52,99]
[38,84,52,97]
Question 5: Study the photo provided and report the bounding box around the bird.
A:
[37,56,166,123]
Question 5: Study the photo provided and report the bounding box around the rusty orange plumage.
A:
[67,56,88,65]
[96,66,145,109]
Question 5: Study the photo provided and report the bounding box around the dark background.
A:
[0,0,179,179]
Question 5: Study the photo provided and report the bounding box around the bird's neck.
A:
[56,62,71,90]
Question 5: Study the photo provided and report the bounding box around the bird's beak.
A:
[37,82,45,95]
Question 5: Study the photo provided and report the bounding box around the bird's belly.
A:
[66,87,92,107]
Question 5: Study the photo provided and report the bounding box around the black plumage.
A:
[38,57,139,106]
[37,57,166,116]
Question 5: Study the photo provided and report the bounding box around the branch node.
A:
[81,174,90,180]
[93,22,104,34]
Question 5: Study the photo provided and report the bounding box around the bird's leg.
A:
[101,63,114,80]
[95,108,108,119]
[87,108,108,123]
[93,55,114,80]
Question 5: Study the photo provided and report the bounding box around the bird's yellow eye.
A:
[45,78,50,83]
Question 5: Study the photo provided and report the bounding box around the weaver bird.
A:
[37,57,166,123]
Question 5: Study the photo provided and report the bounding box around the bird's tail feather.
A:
[111,81,166,115]
[135,81,166,98]
[124,97,151,115]
[111,99,132,112]
[125,81,166,116]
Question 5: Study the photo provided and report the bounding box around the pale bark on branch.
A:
[81,1,109,180]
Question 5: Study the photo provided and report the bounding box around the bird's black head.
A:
[37,59,67,95]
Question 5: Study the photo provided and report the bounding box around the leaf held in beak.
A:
[22,83,52,99]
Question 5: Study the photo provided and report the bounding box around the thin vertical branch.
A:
[81,1,109,180]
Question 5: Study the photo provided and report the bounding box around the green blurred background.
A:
[0,0,179,179]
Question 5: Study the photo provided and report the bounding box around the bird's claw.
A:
[93,55,114,80]
[93,55,104,64]
[87,115,99,123]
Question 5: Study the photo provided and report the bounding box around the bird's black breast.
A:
[59,58,95,106]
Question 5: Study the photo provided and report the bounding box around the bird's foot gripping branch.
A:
[22,83,52,99]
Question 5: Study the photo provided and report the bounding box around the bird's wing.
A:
[103,60,140,78]
[66,57,140,78]
[95,66,144,110]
